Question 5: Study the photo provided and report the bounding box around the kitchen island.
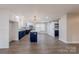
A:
[30,30,37,42]
[19,28,31,40]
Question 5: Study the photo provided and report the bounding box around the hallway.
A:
[0,33,78,54]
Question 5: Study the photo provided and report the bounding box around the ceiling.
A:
[0,4,79,22]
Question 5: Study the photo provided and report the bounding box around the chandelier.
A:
[33,16,37,21]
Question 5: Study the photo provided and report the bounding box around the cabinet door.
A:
[55,30,59,37]
[30,32,37,42]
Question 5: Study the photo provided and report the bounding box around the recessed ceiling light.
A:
[15,16,20,19]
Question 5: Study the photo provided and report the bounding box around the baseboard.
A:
[59,39,79,44]
[0,45,9,49]
[59,39,68,43]
[66,41,79,44]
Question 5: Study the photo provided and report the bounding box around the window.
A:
[35,23,45,32]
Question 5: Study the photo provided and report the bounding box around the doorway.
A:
[9,21,18,43]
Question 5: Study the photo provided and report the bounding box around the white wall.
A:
[9,21,13,42]
[9,21,18,42]
[47,23,50,35]
[59,15,68,43]
[67,14,79,43]
[0,9,9,48]
[47,22,55,37]
[59,14,79,44]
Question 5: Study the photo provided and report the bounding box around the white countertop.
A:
[30,30,37,32]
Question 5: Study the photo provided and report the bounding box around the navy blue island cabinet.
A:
[19,30,30,40]
[30,31,37,42]
[19,30,26,39]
